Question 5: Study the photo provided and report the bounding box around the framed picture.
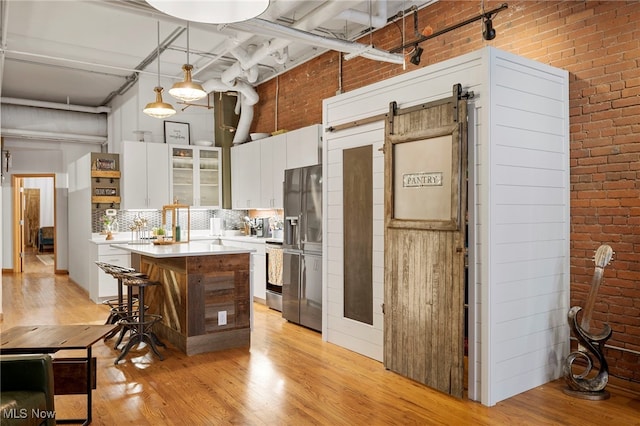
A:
[164,121,190,145]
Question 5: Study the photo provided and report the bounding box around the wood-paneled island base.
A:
[111,242,254,356]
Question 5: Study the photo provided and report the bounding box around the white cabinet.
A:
[260,134,286,209]
[231,142,261,209]
[89,243,130,303]
[220,238,266,302]
[286,124,321,169]
[231,124,321,209]
[170,146,222,208]
[122,141,169,209]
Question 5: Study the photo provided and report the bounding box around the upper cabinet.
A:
[231,141,261,209]
[286,124,321,169]
[231,124,321,210]
[260,134,287,209]
[122,141,169,210]
[170,146,222,208]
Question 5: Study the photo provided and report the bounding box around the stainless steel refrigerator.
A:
[282,164,322,332]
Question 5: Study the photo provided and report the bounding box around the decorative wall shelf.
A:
[91,153,121,209]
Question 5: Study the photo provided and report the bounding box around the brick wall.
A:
[253,1,640,386]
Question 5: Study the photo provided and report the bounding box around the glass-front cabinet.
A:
[198,149,221,207]
[170,146,221,208]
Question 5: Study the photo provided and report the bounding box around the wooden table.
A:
[0,324,118,425]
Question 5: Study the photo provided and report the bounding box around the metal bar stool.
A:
[114,274,166,364]
[94,261,140,341]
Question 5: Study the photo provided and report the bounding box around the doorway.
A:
[12,174,57,273]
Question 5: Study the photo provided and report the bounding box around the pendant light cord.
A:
[186,21,190,65]
[156,20,161,87]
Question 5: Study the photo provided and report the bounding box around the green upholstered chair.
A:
[0,354,56,426]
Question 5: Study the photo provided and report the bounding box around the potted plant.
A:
[154,227,166,242]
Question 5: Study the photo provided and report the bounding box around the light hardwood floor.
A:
[2,254,639,425]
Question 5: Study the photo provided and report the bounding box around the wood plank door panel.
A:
[24,188,40,249]
[384,86,468,397]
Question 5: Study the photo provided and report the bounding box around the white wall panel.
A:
[493,186,566,206]
[493,205,566,224]
[493,125,565,152]
[486,49,569,406]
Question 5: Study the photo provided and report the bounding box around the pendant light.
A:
[145,0,270,25]
[169,21,206,102]
[144,21,176,119]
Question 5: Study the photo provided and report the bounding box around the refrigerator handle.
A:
[297,213,302,247]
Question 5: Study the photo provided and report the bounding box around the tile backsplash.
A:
[92,209,248,234]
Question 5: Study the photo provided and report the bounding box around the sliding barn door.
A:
[383,85,468,397]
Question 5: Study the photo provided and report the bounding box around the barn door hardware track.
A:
[327,84,472,134]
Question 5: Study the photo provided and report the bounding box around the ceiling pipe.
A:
[337,0,388,28]
[1,97,111,114]
[201,78,258,145]
[0,0,8,98]
[101,26,184,106]
[201,0,405,144]
[0,128,107,144]
[203,1,359,145]
[231,18,404,65]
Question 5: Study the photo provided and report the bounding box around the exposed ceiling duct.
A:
[1,103,108,144]
[201,0,405,143]
[0,0,438,143]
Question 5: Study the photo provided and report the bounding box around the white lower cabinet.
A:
[219,238,266,302]
[253,251,266,301]
[89,243,130,303]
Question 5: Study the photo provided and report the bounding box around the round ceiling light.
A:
[145,0,270,24]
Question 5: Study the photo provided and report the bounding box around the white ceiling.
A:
[0,0,436,108]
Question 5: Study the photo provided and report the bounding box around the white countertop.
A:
[91,231,283,246]
[110,241,255,258]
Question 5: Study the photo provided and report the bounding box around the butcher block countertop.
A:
[110,241,254,258]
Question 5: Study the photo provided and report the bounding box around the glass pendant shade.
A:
[169,64,207,102]
[146,0,270,24]
[144,86,177,119]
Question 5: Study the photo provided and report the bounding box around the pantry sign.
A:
[402,172,443,188]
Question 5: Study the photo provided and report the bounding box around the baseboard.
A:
[68,278,90,296]
[608,375,640,396]
[1,268,66,274]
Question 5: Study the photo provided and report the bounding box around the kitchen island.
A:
[111,241,254,355]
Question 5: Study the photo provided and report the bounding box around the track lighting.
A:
[390,3,508,54]
[482,17,496,41]
[410,46,423,65]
